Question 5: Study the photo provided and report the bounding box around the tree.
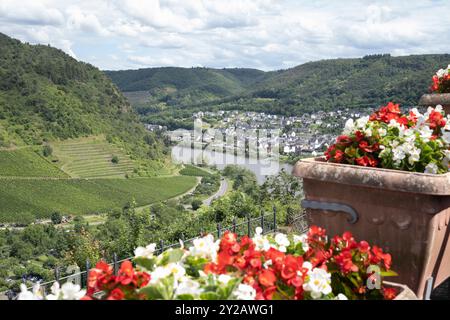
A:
[42,145,53,157]
[191,199,203,211]
[111,155,119,164]
[51,211,63,225]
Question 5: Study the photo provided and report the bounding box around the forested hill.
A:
[105,67,268,92]
[244,54,450,114]
[0,33,167,161]
[106,54,450,120]
[104,67,269,108]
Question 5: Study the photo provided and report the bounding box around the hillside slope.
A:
[0,33,168,168]
[105,67,268,112]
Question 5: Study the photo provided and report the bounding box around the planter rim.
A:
[384,281,419,300]
[419,93,450,106]
[294,157,450,195]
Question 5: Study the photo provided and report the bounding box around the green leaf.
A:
[177,294,195,300]
[139,285,165,300]
[380,270,398,277]
[220,277,242,299]
[133,257,156,271]
[199,292,220,300]
[159,248,185,265]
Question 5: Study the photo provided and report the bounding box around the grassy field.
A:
[51,136,136,178]
[179,165,212,177]
[0,176,197,223]
[0,148,67,178]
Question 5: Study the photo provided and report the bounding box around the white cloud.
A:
[0,0,450,70]
[66,6,109,36]
[0,0,64,26]
[128,55,178,67]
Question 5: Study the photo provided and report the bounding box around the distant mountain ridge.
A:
[105,67,268,92]
[106,54,450,120]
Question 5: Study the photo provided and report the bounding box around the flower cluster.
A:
[325,102,450,174]
[306,226,397,299]
[203,229,312,300]
[17,282,86,300]
[83,260,150,300]
[430,65,450,93]
[17,227,398,300]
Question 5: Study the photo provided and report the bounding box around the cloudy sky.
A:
[1,0,450,71]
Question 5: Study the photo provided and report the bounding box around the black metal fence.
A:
[2,210,309,300]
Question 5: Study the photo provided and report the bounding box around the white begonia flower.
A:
[302,261,313,272]
[378,128,387,137]
[443,150,450,160]
[388,119,402,130]
[303,268,332,299]
[253,235,271,251]
[274,233,290,252]
[343,119,355,135]
[233,284,257,300]
[175,278,203,297]
[189,234,218,261]
[18,284,43,300]
[150,266,172,284]
[408,148,421,165]
[410,108,422,117]
[392,145,406,162]
[443,132,450,144]
[134,243,157,259]
[61,282,86,300]
[218,274,232,285]
[364,128,372,137]
[167,263,186,280]
[356,116,369,129]
[435,105,444,113]
[419,126,434,142]
[442,150,450,170]
[293,234,309,252]
[275,233,290,247]
[46,282,85,300]
[263,259,273,268]
[425,162,439,174]
[336,293,348,300]
[45,282,61,300]
[437,69,446,78]
[445,115,450,131]
[400,128,414,138]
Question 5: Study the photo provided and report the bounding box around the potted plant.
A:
[294,102,450,299]
[419,64,450,113]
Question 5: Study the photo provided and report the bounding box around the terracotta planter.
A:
[293,157,450,299]
[386,282,419,300]
[419,93,450,113]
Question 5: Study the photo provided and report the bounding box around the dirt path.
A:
[203,178,229,206]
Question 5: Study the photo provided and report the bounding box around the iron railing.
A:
[2,209,308,300]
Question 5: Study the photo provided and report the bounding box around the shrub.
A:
[51,211,63,225]
[111,155,119,164]
[191,199,203,211]
[42,145,53,157]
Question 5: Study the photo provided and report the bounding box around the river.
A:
[171,145,293,184]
